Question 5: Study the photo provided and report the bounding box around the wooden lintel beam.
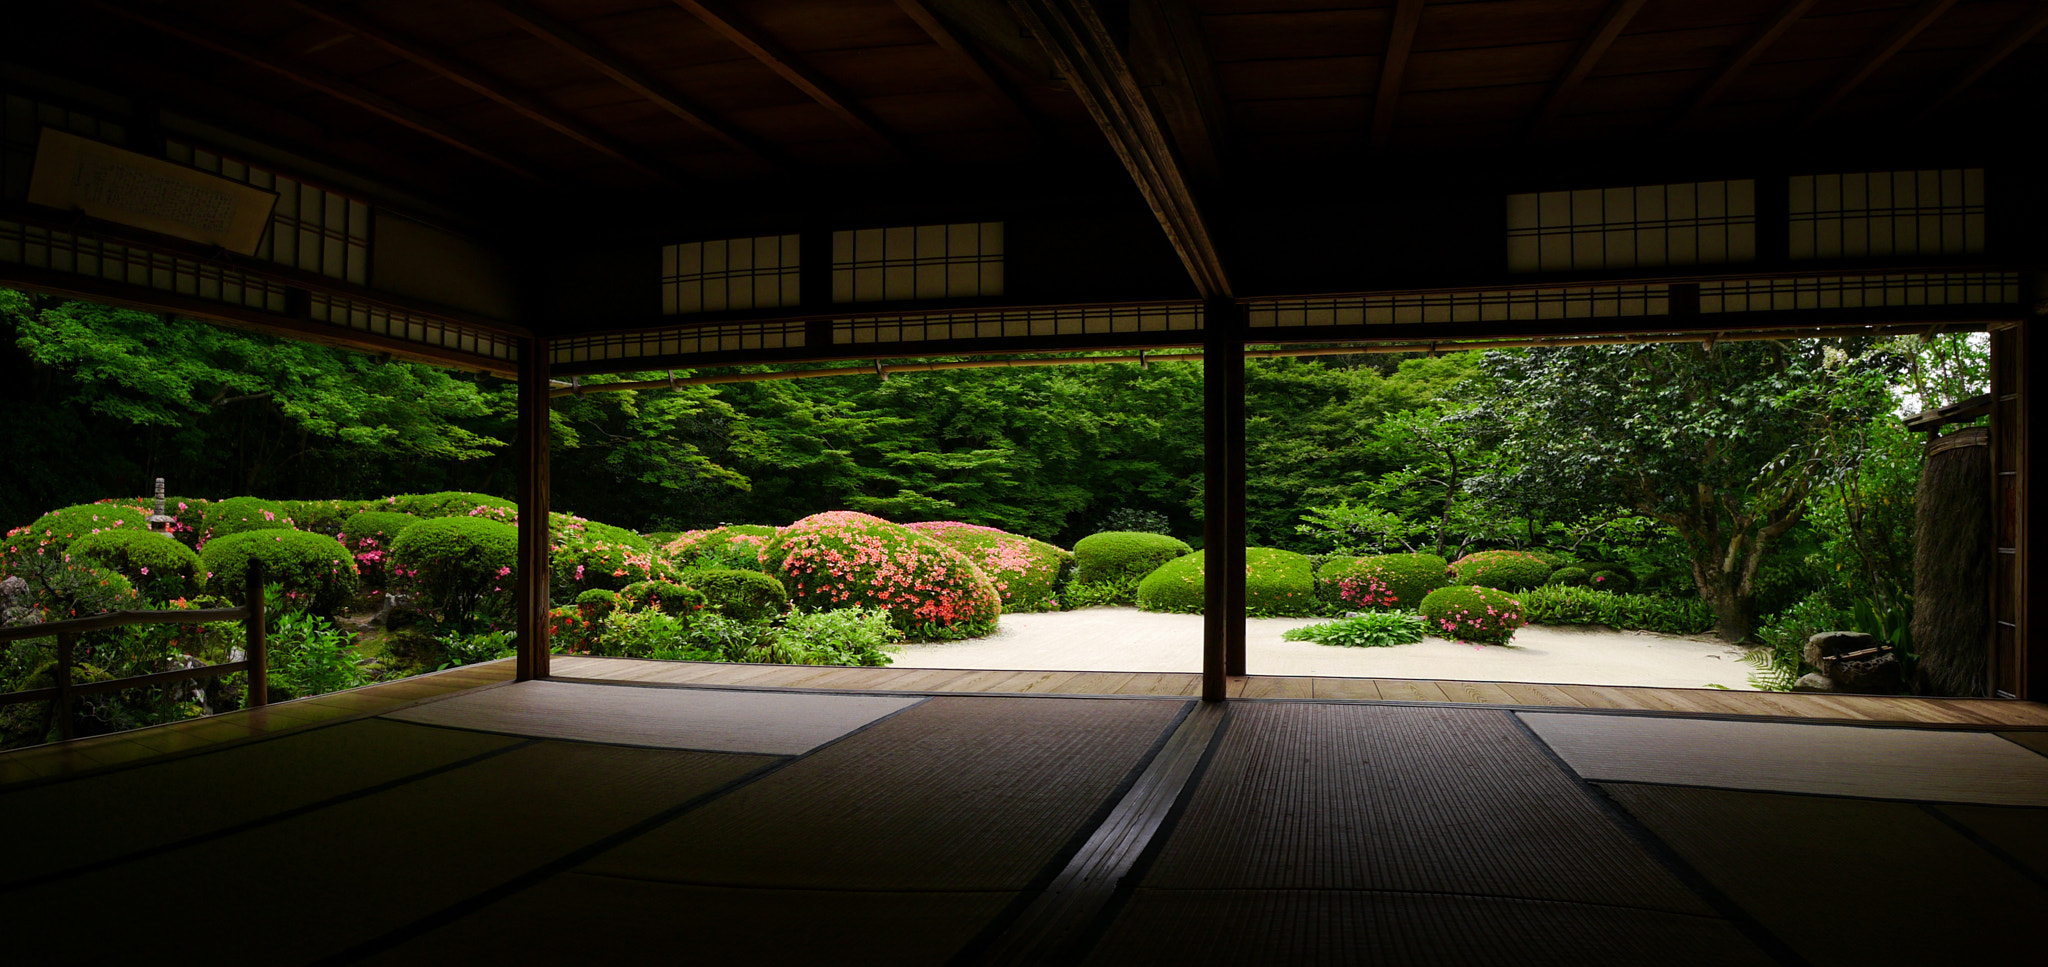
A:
[1800,0,1962,127]
[1009,0,1230,299]
[1527,0,1650,139]
[493,0,778,164]
[286,0,680,183]
[90,0,546,182]
[891,0,1048,140]
[1130,0,1228,184]
[1670,0,1817,133]
[1369,0,1425,150]
[1913,0,2048,122]
[668,0,912,159]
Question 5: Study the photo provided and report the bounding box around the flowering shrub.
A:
[200,530,361,614]
[103,495,210,548]
[66,528,203,600]
[1317,553,1449,610]
[1073,531,1191,586]
[381,492,517,522]
[1449,550,1553,591]
[285,499,377,537]
[201,497,296,545]
[575,588,621,624]
[338,511,418,593]
[619,580,707,616]
[762,511,1000,640]
[666,525,778,571]
[1135,548,1320,617]
[548,606,594,653]
[1419,585,1526,645]
[688,568,788,621]
[2,504,151,575]
[387,516,517,624]
[905,521,1072,612]
[551,538,681,600]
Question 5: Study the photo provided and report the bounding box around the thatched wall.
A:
[1911,426,1992,696]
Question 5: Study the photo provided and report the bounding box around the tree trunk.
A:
[1692,558,1751,642]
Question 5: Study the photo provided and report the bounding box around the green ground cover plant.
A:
[1516,585,1714,636]
[1282,611,1428,648]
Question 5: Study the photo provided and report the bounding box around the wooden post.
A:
[245,562,267,707]
[55,631,76,741]
[515,335,553,681]
[1202,299,1248,700]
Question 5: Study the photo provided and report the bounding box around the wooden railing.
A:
[0,567,268,741]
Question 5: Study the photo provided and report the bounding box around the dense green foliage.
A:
[1450,550,1553,591]
[907,521,1072,612]
[1419,586,1527,645]
[1317,553,1448,610]
[1517,585,1715,635]
[66,529,203,600]
[763,511,1000,640]
[619,580,706,616]
[1073,531,1191,586]
[200,530,359,613]
[1135,548,1320,617]
[1547,566,1590,587]
[383,492,517,521]
[3,504,151,575]
[688,568,789,621]
[1282,611,1428,648]
[338,511,416,591]
[386,517,517,624]
[665,524,778,570]
[202,496,295,543]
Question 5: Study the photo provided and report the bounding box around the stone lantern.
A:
[145,477,178,537]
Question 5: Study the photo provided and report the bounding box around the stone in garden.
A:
[1792,673,1838,693]
[1825,651,1903,694]
[1803,630,1878,670]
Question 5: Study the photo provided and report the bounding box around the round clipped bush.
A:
[552,512,648,552]
[1449,549,1554,591]
[666,525,780,570]
[619,580,706,616]
[1419,585,1527,645]
[1589,569,1634,593]
[102,495,212,547]
[66,529,203,600]
[552,538,680,600]
[1317,553,1449,611]
[3,503,151,575]
[380,492,518,522]
[1547,566,1591,587]
[575,588,620,623]
[1073,531,1192,586]
[339,511,417,591]
[690,568,788,621]
[905,521,1073,613]
[1135,548,1320,617]
[201,530,360,613]
[202,497,295,544]
[763,511,1000,640]
[388,516,518,619]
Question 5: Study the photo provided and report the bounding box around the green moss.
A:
[1317,553,1448,610]
[1135,548,1320,617]
[1073,531,1191,586]
[1449,549,1553,591]
[689,568,788,621]
[906,521,1072,612]
[200,530,360,614]
[66,529,203,600]
[1419,586,1527,645]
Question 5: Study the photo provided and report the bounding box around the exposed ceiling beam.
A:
[1368,0,1425,150]
[1129,0,1227,185]
[891,0,1048,140]
[1527,0,1650,139]
[493,0,778,165]
[1668,0,1817,133]
[1912,0,2048,123]
[90,0,546,182]
[667,0,912,159]
[285,0,679,184]
[1008,0,1230,299]
[1799,0,1962,127]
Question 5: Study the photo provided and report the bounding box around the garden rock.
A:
[1802,631,1878,670]
[1792,673,1838,693]
[1802,631,1901,694]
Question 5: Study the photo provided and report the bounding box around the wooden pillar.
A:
[244,563,267,707]
[515,336,553,682]
[1988,318,2035,698]
[1202,300,1247,700]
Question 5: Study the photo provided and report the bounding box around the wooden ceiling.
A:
[10,1,2046,233]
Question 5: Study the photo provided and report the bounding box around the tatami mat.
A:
[1930,804,2048,880]
[382,679,921,754]
[3,742,772,962]
[361,874,1014,967]
[2000,730,2048,757]
[0,719,517,886]
[1134,704,1710,914]
[576,695,1189,892]
[1523,712,2048,805]
[1085,889,1774,967]
[1605,784,2048,966]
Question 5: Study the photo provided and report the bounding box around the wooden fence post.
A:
[245,563,268,708]
[55,631,77,741]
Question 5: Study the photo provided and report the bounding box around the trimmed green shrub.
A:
[2,555,140,621]
[3,504,152,576]
[66,529,203,600]
[665,525,778,571]
[1419,586,1526,645]
[763,511,1000,641]
[1317,553,1448,611]
[551,512,648,551]
[387,516,517,622]
[1073,531,1191,586]
[905,521,1072,613]
[201,497,295,544]
[574,587,620,623]
[1449,549,1553,591]
[1282,611,1428,648]
[1523,549,1573,568]
[286,499,377,537]
[201,530,360,614]
[1547,566,1591,587]
[1135,548,1320,617]
[619,580,706,616]
[690,568,788,621]
[102,495,211,547]
[339,511,417,592]
[1518,584,1713,636]
[552,537,681,600]
[1588,569,1634,593]
[379,492,517,522]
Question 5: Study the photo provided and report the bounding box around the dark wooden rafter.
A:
[1668,0,1817,133]
[890,0,1048,139]
[284,0,679,183]
[1129,0,1228,185]
[667,0,912,158]
[1008,0,1230,299]
[1368,0,1425,150]
[493,0,778,164]
[89,0,546,182]
[1526,0,1651,139]
[1799,0,1962,127]
[1913,0,2048,122]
